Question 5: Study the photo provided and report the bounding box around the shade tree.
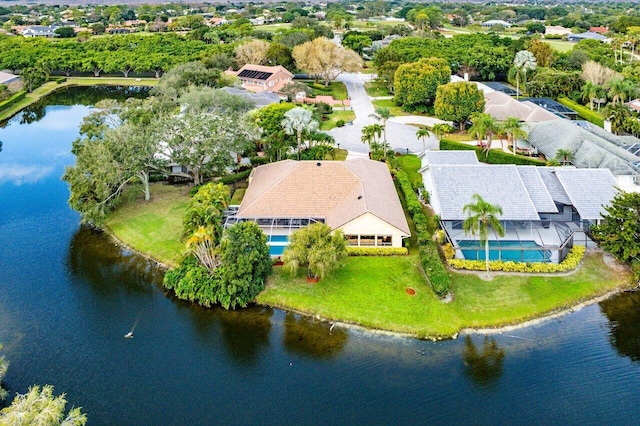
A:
[434,81,485,130]
[283,223,348,280]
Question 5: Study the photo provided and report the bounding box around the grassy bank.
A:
[258,252,633,338]
[321,110,355,130]
[0,77,158,122]
[104,183,188,267]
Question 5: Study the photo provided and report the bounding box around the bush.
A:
[50,76,67,84]
[249,156,270,166]
[0,90,27,112]
[442,243,455,260]
[217,169,251,184]
[448,246,586,273]
[439,139,546,166]
[347,247,408,256]
[557,97,604,127]
[336,119,345,127]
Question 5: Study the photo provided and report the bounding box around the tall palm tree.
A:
[605,77,635,107]
[361,123,383,147]
[581,81,605,111]
[555,148,574,165]
[416,127,432,152]
[431,123,453,141]
[501,117,527,155]
[281,107,320,160]
[463,194,505,277]
[468,113,498,151]
[603,103,631,135]
[369,107,392,144]
[513,50,537,99]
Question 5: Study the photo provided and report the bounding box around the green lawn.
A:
[304,81,349,100]
[371,99,408,116]
[396,155,422,188]
[545,39,576,53]
[258,251,633,338]
[230,188,246,205]
[322,110,355,130]
[105,183,189,267]
[442,131,474,143]
[365,82,392,97]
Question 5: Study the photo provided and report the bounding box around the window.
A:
[377,235,392,246]
[360,235,376,246]
[346,235,359,246]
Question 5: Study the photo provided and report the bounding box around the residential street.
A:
[328,73,442,155]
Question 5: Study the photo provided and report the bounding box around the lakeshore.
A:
[104,182,635,339]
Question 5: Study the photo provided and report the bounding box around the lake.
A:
[0,87,639,425]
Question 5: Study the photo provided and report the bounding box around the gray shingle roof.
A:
[527,120,640,175]
[516,166,558,213]
[554,168,618,220]
[429,164,541,221]
[536,167,572,205]
[423,150,479,166]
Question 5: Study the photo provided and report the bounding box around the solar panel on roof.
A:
[238,69,273,80]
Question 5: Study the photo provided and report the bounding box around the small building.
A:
[230,64,294,94]
[0,71,21,86]
[481,20,512,28]
[485,92,560,122]
[627,99,640,113]
[209,17,228,26]
[589,26,609,35]
[567,31,608,42]
[420,150,618,263]
[545,25,573,36]
[227,159,411,255]
[22,25,57,37]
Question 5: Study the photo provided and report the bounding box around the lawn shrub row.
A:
[396,169,452,296]
[249,156,270,166]
[347,247,408,256]
[439,139,546,166]
[0,90,27,112]
[448,246,586,273]
[557,97,604,127]
[217,169,251,185]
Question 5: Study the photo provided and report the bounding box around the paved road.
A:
[328,73,440,155]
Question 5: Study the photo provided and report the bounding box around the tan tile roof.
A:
[485,91,559,122]
[235,64,294,79]
[237,159,410,235]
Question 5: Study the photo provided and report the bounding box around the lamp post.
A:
[337,143,340,150]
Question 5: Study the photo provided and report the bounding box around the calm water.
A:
[0,89,639,425]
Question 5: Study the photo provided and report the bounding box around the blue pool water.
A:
[458,240,550,262]
[268,235,289,256]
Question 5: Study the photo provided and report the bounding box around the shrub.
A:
[433,229,445,244]
[557,97,604,127]
[439,139,546,166]
[218,169,251,184]
[249,156,270,166]
[347,247,408,256]
[447,246,586,273]
[442,243,455,260]
[0,90,27,112]
[336,119,346,127]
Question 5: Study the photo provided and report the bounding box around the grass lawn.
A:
[371,99,408,116]
[258,251,633,338]
[545,39,575,53]
[330,148,348,161]
[230,187,246,205]
[361,61,377,74]
[322,110,355,130]
[443,131,474,143]
[396,155,422,187]
[304,80,349,101]
[105,183,189,267]
[365,82,392,97]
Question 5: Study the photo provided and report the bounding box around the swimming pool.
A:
[458,240,550,262]
[268,235,289,256]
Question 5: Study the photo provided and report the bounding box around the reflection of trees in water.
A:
[284,313,348,359]
[18,86,151,125]
[600,291,640,362]
[462,335,505,387]
[67,225,162,295]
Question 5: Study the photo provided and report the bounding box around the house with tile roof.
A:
[420,150,618,263]
[229,64,293,94]
[484,91,560,122]
[226,159,411,255]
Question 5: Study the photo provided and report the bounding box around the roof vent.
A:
[316,162,321,166]
[357,195,363,200]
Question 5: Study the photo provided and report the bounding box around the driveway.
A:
[328,73,440,155]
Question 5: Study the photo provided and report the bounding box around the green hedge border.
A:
[557,97,604,127]
[0,90,27,112]
[440,139,546,166]
[448,246,586,273]
[347,247,408,256]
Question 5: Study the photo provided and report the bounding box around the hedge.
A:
[347,247,409,256]
[448,245,586,273]
[249,156,270,166]
[557,97,604,127]
[396,169,452,296]
[440,139,546,166]
[217,169,251,184]
[0,90,27,112]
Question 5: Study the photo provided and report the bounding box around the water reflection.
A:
[462,335,505,387]
[67,225,162,296]
[283,313,348,359]
[600,291,640,363]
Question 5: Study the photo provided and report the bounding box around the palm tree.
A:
[605,77,635,107]
[501,117,527,155]
[603,103,631,135]
[468,113,498,151]
[463,194,505,277]
[581,81,605,111]
[513,50,537,99]
[416,127,432,152]
[555,149,574,165]
[431,123,453,141]
[369,107,392,144]
[361,123,383,148]
[281,107,320,160]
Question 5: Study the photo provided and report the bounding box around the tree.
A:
[527,38,554,67]
[217,222,272,309]
[21,66,49,92]
[0,385,87,425]
[183,182,230,241]
[603,103,631,135]
[431,123,455,140]
[434,81,485,130]
[280,81,311,101]
[581,81,605,111]
[342,33,372,55]
[394,57,450,111]
[526,22,546,34]
[501,117,527,155]
[463,194,505,277]
[281,107,319,160]
[283,223,347,280]
[416,127,432,152]
[512,50,536,99]
[581,60,620,87]
[555,149,575,165]
[54,26,76,38]
[152,61,225,101]
[468,113,499,152]
[369,107,392,145]
[235,39,270,67]
[265,42,294,69]
[591,192,640,279]
[605,77,636,106]
[251,102,297,160]
[361,123,383,149]
[292,37,363,86]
